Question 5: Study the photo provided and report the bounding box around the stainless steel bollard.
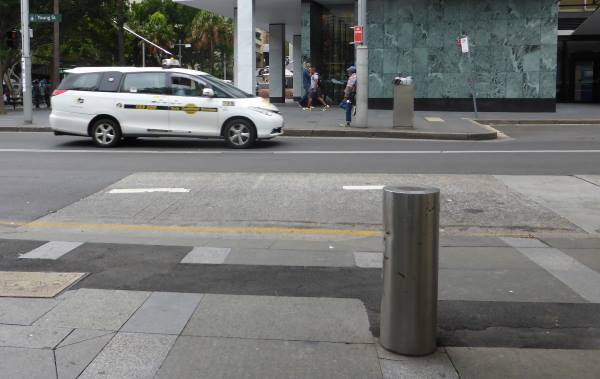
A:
[379,186,440,356]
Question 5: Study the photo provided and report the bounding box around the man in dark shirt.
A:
[300,62,311,107]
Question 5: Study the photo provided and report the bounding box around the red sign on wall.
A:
[353,26,363,45]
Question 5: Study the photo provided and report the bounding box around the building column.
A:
[292,34,302,100]
[235,0,255,94]
[269,23,286,103]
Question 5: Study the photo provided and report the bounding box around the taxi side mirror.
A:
[202,88,215,98]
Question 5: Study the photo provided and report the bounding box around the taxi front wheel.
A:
[91,119,122,148]
[224,119,256,149]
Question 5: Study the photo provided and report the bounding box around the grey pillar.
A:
[292,35,302,100]
[269,23,285,103]
[234,0,255,94]
[20,0,32,124]
[380,186,440,356]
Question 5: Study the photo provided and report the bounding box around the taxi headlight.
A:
[249,107,276,116]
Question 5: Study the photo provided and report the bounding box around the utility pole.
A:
[21,0,32,124]
[52,0,59,90]
[355,0,369,128]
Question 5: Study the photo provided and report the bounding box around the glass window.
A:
[201,75,254,98]
[98,72,124,92]
[170,75,205,97]
[120,73,168,94]
[58,73,102,91]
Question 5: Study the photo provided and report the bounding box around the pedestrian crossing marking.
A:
[181,247,231,264]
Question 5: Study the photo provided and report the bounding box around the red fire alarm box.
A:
[353,26,363,45]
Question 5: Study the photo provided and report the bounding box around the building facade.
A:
[175,1,599,112]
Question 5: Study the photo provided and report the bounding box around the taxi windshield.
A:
[200,75,254,99]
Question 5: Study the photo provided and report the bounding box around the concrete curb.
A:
[476,119,600,126]
[283,128,497,140]
[0,126,497,141]
[0,126,52,132]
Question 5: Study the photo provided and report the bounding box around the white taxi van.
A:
[50,63,284,148]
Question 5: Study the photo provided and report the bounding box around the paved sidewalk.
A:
[1,234,600,378]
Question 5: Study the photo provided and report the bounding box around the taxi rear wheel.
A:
[224,119,256,149]
[91,119,122,148]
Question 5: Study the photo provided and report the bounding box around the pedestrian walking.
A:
[299,62,311,108]
[32,79,41,109]
[2,81,10,107]
[339,66,357,127]
[305,67,329,111]
[40,78,50,108]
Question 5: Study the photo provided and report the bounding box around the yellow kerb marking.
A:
[25,220,381,237]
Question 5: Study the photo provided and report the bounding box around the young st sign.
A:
[29,13,61,23]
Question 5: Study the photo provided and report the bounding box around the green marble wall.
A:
[367,0,559,99]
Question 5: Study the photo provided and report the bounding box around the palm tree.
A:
[142,11,176,64]
[190,11,232,75]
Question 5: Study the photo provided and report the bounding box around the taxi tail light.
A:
[52,89,68,96]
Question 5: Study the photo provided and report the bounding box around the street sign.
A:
[460,37,469,53]
[353,26,363,45]
[29,13,62,23]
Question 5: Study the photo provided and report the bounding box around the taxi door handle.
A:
[77,98,84,104]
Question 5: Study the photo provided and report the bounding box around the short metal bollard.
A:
[379,186,440,356]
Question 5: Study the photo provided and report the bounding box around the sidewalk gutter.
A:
[0,126,498,140]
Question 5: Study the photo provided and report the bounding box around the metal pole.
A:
[178,39,182,63]
[52,0,59,90]
[354,0,368,128]
[142,43,145,67]
[21,0,32,124]
[380,186,439,356]
[468,51,478,118]
[224,51,227,80]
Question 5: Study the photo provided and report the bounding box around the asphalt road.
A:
[0,126,599,224]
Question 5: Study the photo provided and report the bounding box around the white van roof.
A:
[65,67,209,76]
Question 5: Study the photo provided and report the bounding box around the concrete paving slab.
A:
[439,247,537,270]
[79,332,175,379]
[0,271,86,298]
[200,238,276,249]
[121,292,203,335]
[541,237,600,250]
[0,346,56,379]
[561,249,600,272]
[180,247,231,264]
[354,252,383,268]
[439,268,586,302]
[225,249,355,267]
[32,173,580,235]
[440,236,508,247]
[0,324,72,349]
[513,247,600,303]
[497,175,600,234]
[56,329,115,379]
[269,240,341,251]
[35,288,150,330]
[576,174,600,187]
[154,336,382,379]
[183,294,373,343]
[19,241,83,260]
[499,237,548,248]
[0,297,61,325]
[378,347,458,379]
[446,347,600,379]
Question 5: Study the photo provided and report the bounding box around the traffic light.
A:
[5,30,18,49]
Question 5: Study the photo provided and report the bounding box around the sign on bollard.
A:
[379,186,440,356]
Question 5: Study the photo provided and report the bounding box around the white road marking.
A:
[354,252,383,268]
[512,246,600,303]
[425,117,444,122]
[108,188,190,194]
[2,148,600,155]
[180,247,231,264]
[19,241,83,260]
[343,185,385,190]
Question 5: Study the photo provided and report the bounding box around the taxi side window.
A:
[120,73,168,94]
[59,73,101,91]
[170,75,205,97]
[98,72,124,92]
